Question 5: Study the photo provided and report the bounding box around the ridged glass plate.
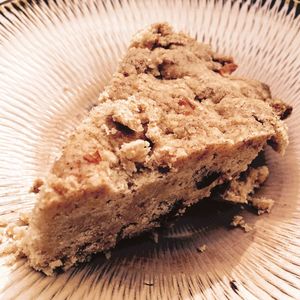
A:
[0,0,299,299]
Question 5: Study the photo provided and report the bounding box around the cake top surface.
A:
[36,23,289,204]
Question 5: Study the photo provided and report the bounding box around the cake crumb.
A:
[196,244,207,253]
[242,223,253,233]
[104,251,111,260]
[0,215,29,260]
[250,197,274,215]
[151,232,159,244]
[230,215,252,232]
[230,215,244,227]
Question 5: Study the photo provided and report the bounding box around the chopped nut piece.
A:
[178,98,196,115]
[178,98,195,109]
[83,150,102,163]
[219,63,238,76]
[271,99,293,120]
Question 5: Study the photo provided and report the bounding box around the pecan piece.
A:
[83,150,102,164]
[219,63,238,76]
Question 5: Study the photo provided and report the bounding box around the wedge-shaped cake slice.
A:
[20,23,290,275]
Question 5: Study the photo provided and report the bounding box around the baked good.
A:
[14,23,291,275]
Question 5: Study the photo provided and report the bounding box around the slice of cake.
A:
[16,23,291,275]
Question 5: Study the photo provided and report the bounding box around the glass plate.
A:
[0,0,299,299]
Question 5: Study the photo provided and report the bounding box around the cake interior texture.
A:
[5,23,291,275]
